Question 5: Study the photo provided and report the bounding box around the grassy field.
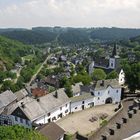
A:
[33,63,42,74]
[22,54,34,60]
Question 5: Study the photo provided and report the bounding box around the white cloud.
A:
[0,0,140,28]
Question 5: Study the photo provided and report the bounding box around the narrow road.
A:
[28,54,52,85]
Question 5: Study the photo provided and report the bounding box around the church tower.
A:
[109,44,119,69]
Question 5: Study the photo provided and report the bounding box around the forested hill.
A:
[130,35,140,44]
[90,28,140,41]
[1,27,140,45]
[0,35,33,70]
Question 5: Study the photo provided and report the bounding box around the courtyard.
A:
[56,104,118,136]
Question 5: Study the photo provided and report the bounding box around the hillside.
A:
[90,27,140,41]
[130,35,140,43]
[1,27,140,45]
[0,35,33,70]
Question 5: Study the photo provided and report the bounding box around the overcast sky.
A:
[0,0,140,28]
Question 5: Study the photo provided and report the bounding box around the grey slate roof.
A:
[15,89,28,101]
[0,90,17,110]
[70,93,93,103]
[72,82,83,95]
[17,88,70,121]
[37,122,65,140]
[94,79,121,91]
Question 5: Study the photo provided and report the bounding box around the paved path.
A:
[28,54,52,85]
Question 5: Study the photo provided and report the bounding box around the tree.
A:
[92,69,106,81]
[106,70,118,79]
[72,72,92,85]
[0,125,47,140]
[0,72,6,83]
[123,62,140,93]
[64,81,73,97]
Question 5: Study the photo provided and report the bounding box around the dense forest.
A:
[0,36,33,70]
[0,35,45,92]
[1,27,140,45]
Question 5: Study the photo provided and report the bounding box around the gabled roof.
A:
[37,122,65,140]
[72,82,83,94]
[31,88,48,97]
[71,93,93,103]
[15,89,28,101]
[94,58,109,68]
[93,79,121,91]
[16,88,70,121]
[0,90,17,110]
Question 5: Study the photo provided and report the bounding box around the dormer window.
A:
[108,90,110,94]
[91,91,94,96]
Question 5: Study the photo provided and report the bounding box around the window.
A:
[26,120,29,125]
[4,120,8,125]
[111,63,113,67]
[20,118,23,123]
[66,104,67,107]
[75,107,77,109]
[108,90,110,94]
[98,97,100,100]
[65,110,68,113]
[82,101,85,104]
[116,90,118,93]
[98,92,100,95]
[15,116,18,121]
[48,113,51,116]
[91,92,94,96]
[60,107,62,110]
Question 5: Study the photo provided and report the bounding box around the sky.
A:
[0,0,140,28]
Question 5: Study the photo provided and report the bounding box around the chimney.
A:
[36,98,40,102]
[21,102,25,108]
[100,80,105,86]
[54,90,58,98]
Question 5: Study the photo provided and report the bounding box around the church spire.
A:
[112,44,117,57]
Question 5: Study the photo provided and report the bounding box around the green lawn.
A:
[22,54,34,60]
[33,63,42,74]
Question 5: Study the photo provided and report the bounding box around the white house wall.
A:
[70,98,94,113]
[119,69,125,85]
[34,102,70,124]
[93,86,121,106]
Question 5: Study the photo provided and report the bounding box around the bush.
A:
[100,119,108,127]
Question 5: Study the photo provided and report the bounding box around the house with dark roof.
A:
[91,44,121,71]
[44,75,60,88]
[37,122,65,140]
[0,90,17,114]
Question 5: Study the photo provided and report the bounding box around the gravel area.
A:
[56,104,117,136]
